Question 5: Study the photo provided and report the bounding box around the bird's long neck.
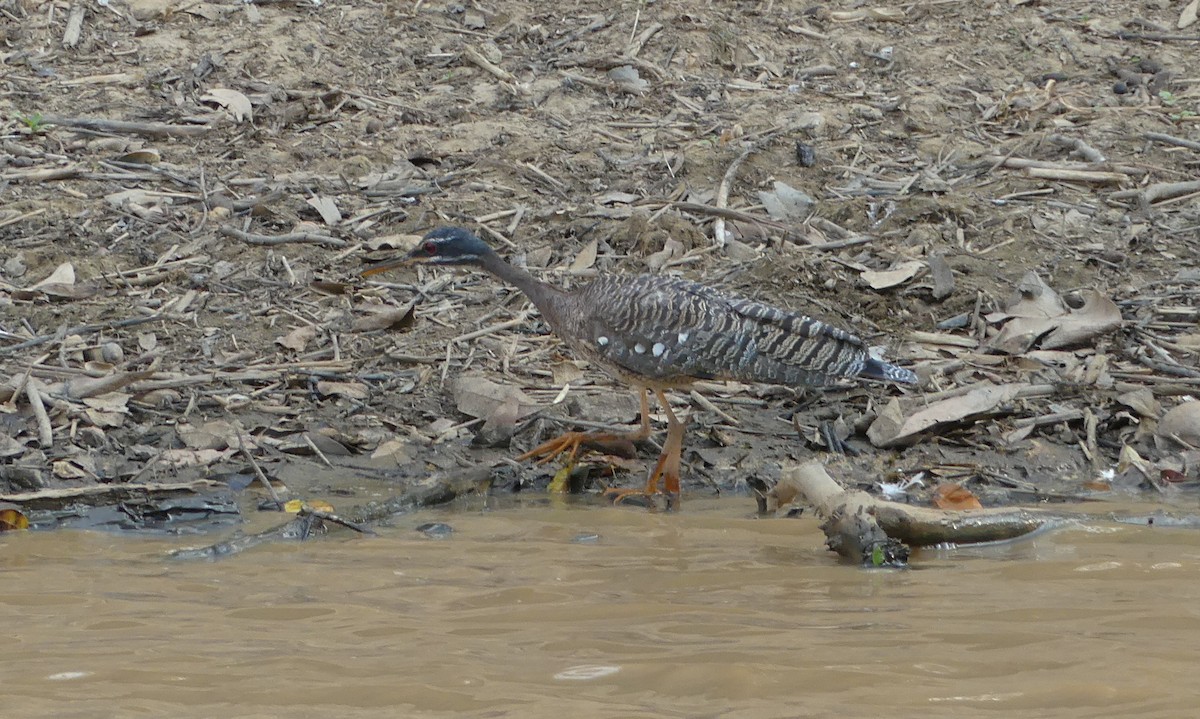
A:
[479,251,569,327]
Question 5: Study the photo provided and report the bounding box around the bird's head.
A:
[362,227,493,277]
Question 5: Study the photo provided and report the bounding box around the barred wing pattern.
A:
[562,275,913,388]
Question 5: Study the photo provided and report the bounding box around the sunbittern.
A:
[364,227,917,509]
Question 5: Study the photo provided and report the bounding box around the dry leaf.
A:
[1158,402,1200,446]
[82,393,131,413]
[860,260,925,290]
[932,483,983,510]
[0,435,24,459]
[305,195,342,226]
[315,381,371,401]
[29,263,75,290]
[454,375,538,420]
[371,437,413,463]
[52,459,92,480]
[570,239,598,271]
[987,272,1122,354]
[276,325,318,352]
[0,503,29,531]
[202,88,253,122]
[645,237,684,272]
[758,181,814,221]
[178,419,242,450]
[1180,0,1198,29]
[551,359,585,385]
[114,149,161,165]
[160,448,234,468]
[352,302,417,332]
[868,382,1022,447]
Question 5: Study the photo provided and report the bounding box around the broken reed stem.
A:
[712,145,758,249]
[25,382,54,447]
[220,225,348,248]
[42,114,211,138]
[238,435,283,510]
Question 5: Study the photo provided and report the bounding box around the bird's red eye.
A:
[423,241,438,254]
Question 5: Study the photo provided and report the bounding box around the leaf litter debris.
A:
[1,0,1199,537]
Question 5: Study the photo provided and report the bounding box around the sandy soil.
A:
[2,0,1199,513]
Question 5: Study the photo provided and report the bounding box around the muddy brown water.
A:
[5,497,1200,718]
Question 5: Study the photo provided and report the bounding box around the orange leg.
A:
[608,389,686,510]
[517,388,652,465]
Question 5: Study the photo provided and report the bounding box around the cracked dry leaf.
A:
[986,272,1122,354]
[276,325,318,352]
[454,375,539,421]
[868,382,1023,448]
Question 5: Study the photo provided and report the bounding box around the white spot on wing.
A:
[652,342,665,357]
[634,343,646,354]
[597,336,609,346]
[678,331,689,343]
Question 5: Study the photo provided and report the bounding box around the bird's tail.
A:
[859,357,918,384]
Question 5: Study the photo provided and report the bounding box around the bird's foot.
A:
[603,448,682,511]
[603,486,680,511]
[516,430,638,466]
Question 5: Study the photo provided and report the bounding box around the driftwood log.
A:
[772,461,1058,566]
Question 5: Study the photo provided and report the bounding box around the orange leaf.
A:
[932,483,982,510]
[0,505,29,531]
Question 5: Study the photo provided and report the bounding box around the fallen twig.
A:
[0,314,163,355]
[1144,132,1200,152]
[712,145,759,249]
[220,225,349,248]
[42,114,211,138]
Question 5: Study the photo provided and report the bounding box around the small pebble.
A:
[416,522,453,539]
[1112,81,1128,95]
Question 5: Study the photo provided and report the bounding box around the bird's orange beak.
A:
[361,247,426,277]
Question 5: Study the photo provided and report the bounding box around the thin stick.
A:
[238,434,283,510]
[303,434,334,469]
[712,146,758,248]
[25,383,54,447]
[0,314,162,355]
[42,114,211,138]
[220,225,348,248]
[452,312,531,344]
